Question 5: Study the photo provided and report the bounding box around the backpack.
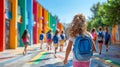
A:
[73,34,93,61]
[52,35,58,44]
[105,32,110,41]
[98,32,104,41]
[91,32,97,40]
[60,34,64,40]
[47,33,52,39]
[40,34,44,40]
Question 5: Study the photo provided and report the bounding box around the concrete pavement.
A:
[0,42,120,67]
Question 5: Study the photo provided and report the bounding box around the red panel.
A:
[0,0,5,51]
[33,0,38,44]
[42,8,44,32]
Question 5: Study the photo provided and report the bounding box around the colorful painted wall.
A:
[0,0,59,51]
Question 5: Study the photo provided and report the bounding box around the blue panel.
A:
[26,0,33,45]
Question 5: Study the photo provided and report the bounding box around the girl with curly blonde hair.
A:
[64,14,96,67]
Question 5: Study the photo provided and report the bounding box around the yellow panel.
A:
[38,4,43,43]
[9,0,18,49]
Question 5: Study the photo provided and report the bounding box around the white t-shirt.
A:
[69,32,93,62]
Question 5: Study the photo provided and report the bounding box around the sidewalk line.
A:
[33,52,48,64]
[27,51,47,64]
[0,55,23,64]
[94,57,120,67]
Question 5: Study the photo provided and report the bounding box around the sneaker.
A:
[99,52,101,55]
[54,55,57,58]
[23,52,25,55]
[40,47,42,50]
[106,49,108,52]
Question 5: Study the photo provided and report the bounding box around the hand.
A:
[64,59,68,65]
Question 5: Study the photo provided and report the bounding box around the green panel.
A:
[18,0,27,47]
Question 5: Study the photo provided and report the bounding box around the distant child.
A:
[104,27,111,52]
[46,30,52,51]
[97,27,104,54]
[52,30,59,57]
[91,28,97,42]
[22,29,30,55]
[39,31,44,49]
[59,31,65,52]
[64,14,96,67]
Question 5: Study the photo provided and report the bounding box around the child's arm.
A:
[92,40,96,52]
[64,40,73,64]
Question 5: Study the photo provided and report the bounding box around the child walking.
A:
[46,30,52,51]
[97,27,104,54]
[64,14,96,67]
[91,28,97,42]
[59,31,65,52]
[104,27,111,52]
[39,31,44,49]
[52,30,59,57]
[22,29,30,55]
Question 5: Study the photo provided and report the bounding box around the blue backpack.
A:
[52,35,58,44]
[47,33,52,39]
[98,32,104,41]
[73,34,93,61]
[40,34,44,40]
[60,34,64,40]
[105,32,110,41]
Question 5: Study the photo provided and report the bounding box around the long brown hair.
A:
[54,30,59,36]
[22,29,28,38]
[67,14,86,37]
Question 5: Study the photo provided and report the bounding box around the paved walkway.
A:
[0,42,120,67]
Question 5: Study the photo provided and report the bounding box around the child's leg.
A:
[105,40,109,51]
[50,42,52,50]
[55,47,57,54]
[47,43,49,51]
[23,44,27,55]
[98,43,102,54]
[59,45,63,52]
[54,45,58,58]
[59,45,61,52]
[47,42,51,51]
[40,40,43,49]
[61,45,63,51]
[25,44,28,53]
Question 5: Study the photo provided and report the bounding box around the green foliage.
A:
[88,0,120,30]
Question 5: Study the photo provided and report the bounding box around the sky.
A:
[37,0,107,23]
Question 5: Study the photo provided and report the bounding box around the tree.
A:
[102,0,120,25]
[87,2,106,30]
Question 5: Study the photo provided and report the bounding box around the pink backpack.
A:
[91,32,97,40]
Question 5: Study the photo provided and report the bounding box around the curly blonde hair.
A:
[67,14,87,37]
